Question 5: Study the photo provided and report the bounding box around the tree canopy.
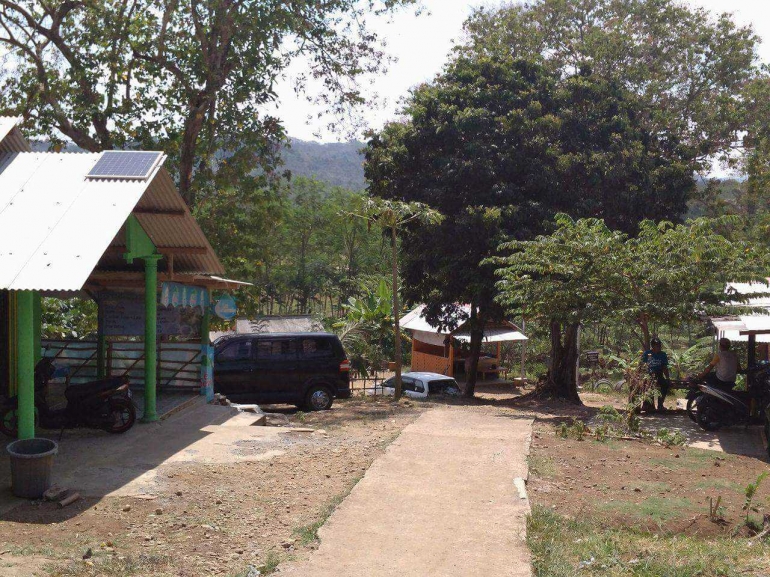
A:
[493,214,770,400]
[365,54,695,395]
[0,0,415,205]
[459,0,760,173]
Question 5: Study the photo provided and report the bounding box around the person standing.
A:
[641,337,671,411]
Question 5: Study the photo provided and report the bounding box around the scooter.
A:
[0,357,136,437]
[695,366,770,432]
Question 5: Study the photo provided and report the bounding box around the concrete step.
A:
[220,411,267,427]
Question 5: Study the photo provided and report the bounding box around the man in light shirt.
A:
[698,337,741,389]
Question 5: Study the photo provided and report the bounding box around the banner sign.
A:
[100,292,201,338]
[214,294,237,320]
[161,282,210,310]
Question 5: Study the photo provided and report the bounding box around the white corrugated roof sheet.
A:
[0,151,159,290]
[0,114,229,291]
[710,315,770,343]
[725,281,770,308]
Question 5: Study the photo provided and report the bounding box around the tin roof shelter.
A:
[709,281,770,365]
[401,304,527,379]
[0,117,246,439]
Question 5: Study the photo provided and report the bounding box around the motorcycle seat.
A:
[65,377,126,402]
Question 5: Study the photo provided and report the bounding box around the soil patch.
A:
[0,398,424,576]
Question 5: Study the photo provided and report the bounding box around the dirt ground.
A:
[0,398,425,577]
[524,392,770,537]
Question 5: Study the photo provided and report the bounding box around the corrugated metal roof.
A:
[0,152,156,290]
[0,117,31,153]
[0,154,224,291]
[236,316,324,334]
[100,170,224,275]
[0,115,226,290]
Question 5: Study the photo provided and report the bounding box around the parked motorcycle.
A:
[0,357,136,438]
[684,378,705,422]
[695,366,770,432]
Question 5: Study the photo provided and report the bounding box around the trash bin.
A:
[6,438,57,499]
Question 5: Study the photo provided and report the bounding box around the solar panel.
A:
[86,151,163,180]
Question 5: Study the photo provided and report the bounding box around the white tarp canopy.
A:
[710,315,770,343]
[454,328,528,343]
[402,304,527,343]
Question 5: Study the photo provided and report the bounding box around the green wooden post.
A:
[32,292,41,363]
[142,255,162,422]
[16,291,35,440]
[200,289,214,399]
[96,298,106,378]
[201,293,210,348]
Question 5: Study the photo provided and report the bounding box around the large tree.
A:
[459,0,760,175]
[365,55,692,396]
[494,214,770,401]
[0,0,415,205]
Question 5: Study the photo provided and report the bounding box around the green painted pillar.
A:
[200,289,214,400]
[201,293,211,347]
[16,291,35,440]
[142,255,162,423]
[96,298,106,379]
[32,293,41,363]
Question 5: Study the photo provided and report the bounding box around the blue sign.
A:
[214,294,237,320]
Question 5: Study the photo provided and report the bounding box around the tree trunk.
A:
[545,320,582,403]
[463,312,484,398]
[637,314,651,350]
[391,225,403,401]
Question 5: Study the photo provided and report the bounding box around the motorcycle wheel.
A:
[696,397,722,431]
[0,406,18,438]
[104,398,136,434]
[686,394,701,422]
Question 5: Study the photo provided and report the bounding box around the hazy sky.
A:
[274,0,770,143]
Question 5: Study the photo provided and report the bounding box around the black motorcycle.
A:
[0,357,136,437]
[695,366,770,432]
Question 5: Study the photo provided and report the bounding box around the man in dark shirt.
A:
[641,337,671,411]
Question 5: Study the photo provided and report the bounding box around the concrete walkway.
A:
[282,407,534,577]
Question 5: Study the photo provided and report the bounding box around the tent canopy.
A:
[402,304,527,343]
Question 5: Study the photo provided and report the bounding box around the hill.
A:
[30,137,367,191]
[282,139,366,190]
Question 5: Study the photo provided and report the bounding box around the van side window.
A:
[401,377,416,392]
[256,340,297,360]
[217,340,252,362]
[301,338,334,359]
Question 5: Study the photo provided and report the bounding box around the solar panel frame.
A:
[86,151,164,180]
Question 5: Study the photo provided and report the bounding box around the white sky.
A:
[274,0,770,143]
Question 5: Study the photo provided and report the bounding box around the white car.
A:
[381,372,462,399]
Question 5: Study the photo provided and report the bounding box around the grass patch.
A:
[597,496,695,524]
[256,551,282,575]
[528,505,770,576]
[292,474,365,546]
[528,454,556,478]
[650,449,724,471]
[45,553,172,577]
[695,478,743,493]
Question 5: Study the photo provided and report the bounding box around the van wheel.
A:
[304,386,333,411]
